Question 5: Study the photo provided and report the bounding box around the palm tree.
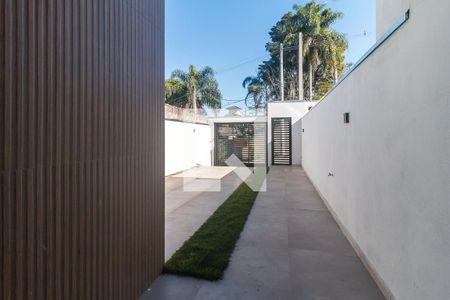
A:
[253,1,347,101]
[291,2,347,99]
[166,65,222,113]
[242,76,267,110]
[165,78,185,100]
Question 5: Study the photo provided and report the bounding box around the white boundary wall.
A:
[165,120,212,176]
[301,1,450,299]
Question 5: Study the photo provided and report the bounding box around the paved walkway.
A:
[141,166,384,300]
[164,167,242,261]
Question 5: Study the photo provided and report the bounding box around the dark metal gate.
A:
[272,117,292,165]
[214,123,266,167]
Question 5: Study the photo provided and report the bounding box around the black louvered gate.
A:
[214,122,266,167]
[272,117,292,165]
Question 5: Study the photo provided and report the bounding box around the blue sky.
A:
[165,0,376,103]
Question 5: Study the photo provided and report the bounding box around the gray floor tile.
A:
[142,166,384,300]
[289,249,385,300]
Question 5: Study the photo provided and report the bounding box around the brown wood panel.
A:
[1,0,165,299]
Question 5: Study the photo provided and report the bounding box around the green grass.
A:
[163,182,260,280]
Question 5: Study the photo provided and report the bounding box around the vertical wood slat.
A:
[78,1,87,299]
[0,0,6,175]
[71,0,80,297]
[46,0,56,298]
[4,3,16,300]
[15,1,27,299]
[83,0,93,297]
[63,0,72,298]
[54,0,64,298]
[27,1,38,298]
[36,1,48,299]
[1,0,165,299]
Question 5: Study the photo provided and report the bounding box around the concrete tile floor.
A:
[140,166,384,300]
[164,168,243,261]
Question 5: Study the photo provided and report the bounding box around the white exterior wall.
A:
[267,101,316,165]
[376,0,413,38]
[165,120,212,176]
[302,1,450,299]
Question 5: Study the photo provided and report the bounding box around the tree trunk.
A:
[309,63,313,101]
[288,79,296,99]
[193,86,197,115]
[334,68,338,84]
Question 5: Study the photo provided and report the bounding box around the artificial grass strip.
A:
[163,182,259,280]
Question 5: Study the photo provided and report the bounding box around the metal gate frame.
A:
[214,122,267,167]
[271,117,292,165]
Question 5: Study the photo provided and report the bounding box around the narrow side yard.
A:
[141,166,384,300]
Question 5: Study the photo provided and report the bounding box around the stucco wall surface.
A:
[302,1,450,299]
[165,120,212,176]
[376,0,416,38]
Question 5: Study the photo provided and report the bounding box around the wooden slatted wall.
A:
[0,0,165,299]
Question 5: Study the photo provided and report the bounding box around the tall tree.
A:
[165,65,222,112]
[245,1,348,102]
[242,76,267,110]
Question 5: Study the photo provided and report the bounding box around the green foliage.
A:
[312,74,334,100]
[245,0,348,102]
[165,65,222,109]
[242,75,268,109]
[165,78,185,101]
[163,182,259,280]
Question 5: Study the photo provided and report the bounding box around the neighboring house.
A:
[225,105,243,116]
[165,100,317,171]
